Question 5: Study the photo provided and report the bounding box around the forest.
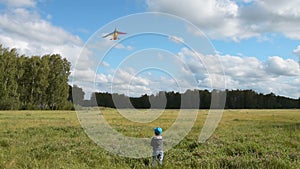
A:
[1,45,299,110]
[0,45,71,110]
[71,86,300,109]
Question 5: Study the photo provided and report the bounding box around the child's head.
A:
[154,127,162,135]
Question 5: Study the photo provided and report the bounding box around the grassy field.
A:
[0,109,299,168]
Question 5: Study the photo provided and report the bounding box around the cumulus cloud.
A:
[146,0,300,40]
[265,56,299,76]
[79,65,187,98]
[73,46,299,98]
[174,47,300,98]
[239,0,300,39]
[93,68,153,97]
[72,68,97,83]
[0,0,36,8]
[147,0,241,40]
[0,2,83,68]
[0,8,82,46]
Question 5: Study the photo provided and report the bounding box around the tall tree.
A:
[46,54,70,109]
[0,46,20,109]
[33,55,50,109]
[16,55,27,109]
[23,56,41,108]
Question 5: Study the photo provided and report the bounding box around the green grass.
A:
[0,109,299,168]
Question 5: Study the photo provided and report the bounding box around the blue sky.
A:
[0,0,299,99]
[37,0,146,40]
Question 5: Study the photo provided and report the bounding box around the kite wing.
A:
[102,32,114,38]
[117,31,127,34]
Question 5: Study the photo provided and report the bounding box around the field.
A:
[0,109,299,169]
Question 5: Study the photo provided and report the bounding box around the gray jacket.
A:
[151,135,163,153]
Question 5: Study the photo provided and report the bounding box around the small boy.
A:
[151,127,164,167]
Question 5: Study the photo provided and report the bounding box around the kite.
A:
[102,28,127,40]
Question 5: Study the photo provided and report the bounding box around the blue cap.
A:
[154,127,162,135]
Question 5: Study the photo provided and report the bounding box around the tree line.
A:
[1,45,299,110]
[71,87,300,109]
[0,45,72,110]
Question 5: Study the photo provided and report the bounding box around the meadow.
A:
[0,109,299,169]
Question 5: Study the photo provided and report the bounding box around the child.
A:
[151,127,164,167]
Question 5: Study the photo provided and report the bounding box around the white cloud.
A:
[0,9,82,46]
[0,0,36,8]
[101,61,110,67]
[294,46,300,56]
[115,43,134,51]
[73,47,95,71]
[94,68,153,97]
[79,65,187,97]
[146,0,300,40]
[265,56,299,76]
[169,35,184,43]
[0,5,83,70]
[72,68,97,83]
[113,68,150,86]
[221,55,265,78]
[239,0,300,40]
[73,47,299,98]
[174,47,300,98]
[147,0,241,40]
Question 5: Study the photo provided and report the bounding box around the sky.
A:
[0,0,299,99]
